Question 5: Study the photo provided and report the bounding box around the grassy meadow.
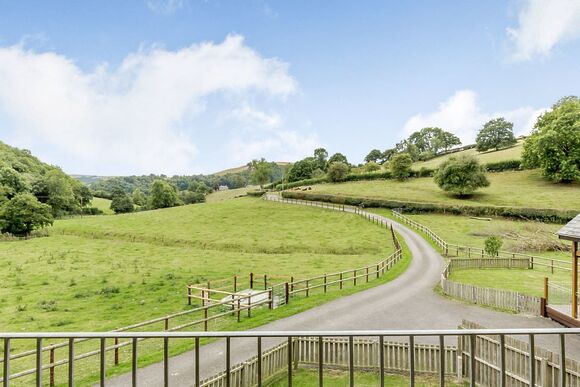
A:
[1,198,395,333]
[205,186,254,202]
[413,141,523,170]
[308,170,580,210]
[90,197,114,215]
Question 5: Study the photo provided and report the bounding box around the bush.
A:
[327,162,350,182]
[484,236,503,256]
[363,162,381,173]
[82,207,104,215]
[434,155,490,197]
[0,193,53,235]
[246,190,266,197]
[390,153,413,180]
[281,191,576,223]
[110,194,134,214]
[485,159,521,172]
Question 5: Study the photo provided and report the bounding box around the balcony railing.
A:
[2,328,580,387]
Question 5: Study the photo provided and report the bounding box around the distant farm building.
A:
[218,185,229,191]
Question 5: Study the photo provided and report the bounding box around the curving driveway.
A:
[107,195,580,386]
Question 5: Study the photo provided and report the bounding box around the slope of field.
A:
[205,186,253,202]
[0,198,394,333]
[413,141,523,170]
[90,197,114,214]
[213,161,290,176]
[308,170,580,210]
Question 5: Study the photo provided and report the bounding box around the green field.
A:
[90,197,114,214]
[413,141,523,170]
[1,198,395,332]
[205,186,254,202]
[268,369,461,386]
[308,170,580,210]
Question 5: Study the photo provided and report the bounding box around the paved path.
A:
[108,196,580,386]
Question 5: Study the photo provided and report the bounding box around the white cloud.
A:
[0,35,297,175]
[507,0,580,61]
[402,90,546,144]
[227,105,282,129]
[147,0,187,14]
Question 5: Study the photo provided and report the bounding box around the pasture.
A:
[412,141,523,170]
[90,197,114,215]
[308,170,580,210]
[0,198,395,333]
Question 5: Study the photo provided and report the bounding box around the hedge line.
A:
[246,190,266,197]
[484,159,521,172]
[281,191,576,224]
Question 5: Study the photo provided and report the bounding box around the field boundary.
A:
[280,190,577,223]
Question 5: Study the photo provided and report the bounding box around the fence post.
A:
[290,276,294,292]
[238,299,241,322]
[250,273,254,289]
[354,270,357,286]
[50,347,56,387]
[366,267,369,282]
[544,277,549,301]
[114,338,119,365]
[285,282,290,304]
[269,289,273,309]
[324,275,327,293]
[306,280,309,297]
[204,306,208,331]
[187,286,191,305]
[234,275,237,292]
[376,264,380,279]
[340,273,343,290]
[264,274,267,290]
[164,318,169,331]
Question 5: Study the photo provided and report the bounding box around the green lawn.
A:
[205,186,254,202]
[1,198,395,333]
[0,197,407,385]
[90,197,113,214]
[413,141,523,170]
[268,369,462,386]
[309,170,580,210]
[405,213,568,260]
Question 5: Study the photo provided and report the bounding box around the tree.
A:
[131,188,147,206]
[389,153,413,180]
[149,180,179,209]
[249,158,272,189]
[522,97,580,182]
[0,193,53,235]
[394,139,420,161]
[44,169,79,216]
[313,148,329,170]
[110,193,134,214]
[180,191,205,204]
[381,148,396,163]
[286,158,317,182]
[327,153,349,166]
[364,161,381,173]
[475,118,516,152]
[484,236,503,256]
[433,155,490,197]
[405,127,461,159]
[327,162,349,182]
[0,166,29,199]
[364,149,382,163]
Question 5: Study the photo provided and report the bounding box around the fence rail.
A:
[391,209,571,273]
[441,259,542,315]
[2,324,580,387]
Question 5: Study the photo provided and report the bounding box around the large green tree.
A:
[522,97,580,182]
[313,148,329,170]
[0,193,53,235]
[475,118,516,152]
[327,162,349,182]
[286,158,318,182]
[389,153,413,180]
[110,192,134,214]
[149,180,179,209]
[0,166,29,199]
[402,127,461,160]
[364,149,383,163]
[433,155,490,197]
[327,152,349,166]
[249,158,272,189]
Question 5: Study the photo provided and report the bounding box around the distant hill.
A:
[71,175,112,184]
[213,162,291,176]
[413,140,523,170]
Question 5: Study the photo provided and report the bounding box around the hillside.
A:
[413,141,523,169]
[305,170,579,211]
[213,161,290,176]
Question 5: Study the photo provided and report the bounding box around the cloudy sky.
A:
[0,0,579,175]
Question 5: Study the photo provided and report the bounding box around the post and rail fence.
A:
[3,322,580,387]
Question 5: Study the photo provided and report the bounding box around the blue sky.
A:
[0,0,579,175]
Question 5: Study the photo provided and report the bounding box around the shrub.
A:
[485,160,521,172]
[389,153,413,180]
[434,155,490,197]
[484,236,503,256]
[363,161,381,173]
[327,162,350,182]
[0,193,53,235]
[110,193,134,214]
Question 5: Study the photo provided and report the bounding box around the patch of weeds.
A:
[69,279,77,287]
[98,287,120,297]
[52,320,72,327]
[73,291,92,299]
[16,305,27,312]
[38,300,58,312]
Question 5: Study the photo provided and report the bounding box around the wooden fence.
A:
[441,259,542,315]
[459,321,580,387]
[199,337,458,387]
[391,209,571,273]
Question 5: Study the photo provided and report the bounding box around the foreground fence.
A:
[391,209,571,273]
[2,323,580,387]
[441,259,542,315]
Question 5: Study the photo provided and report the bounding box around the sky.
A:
[0,0,579,176]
